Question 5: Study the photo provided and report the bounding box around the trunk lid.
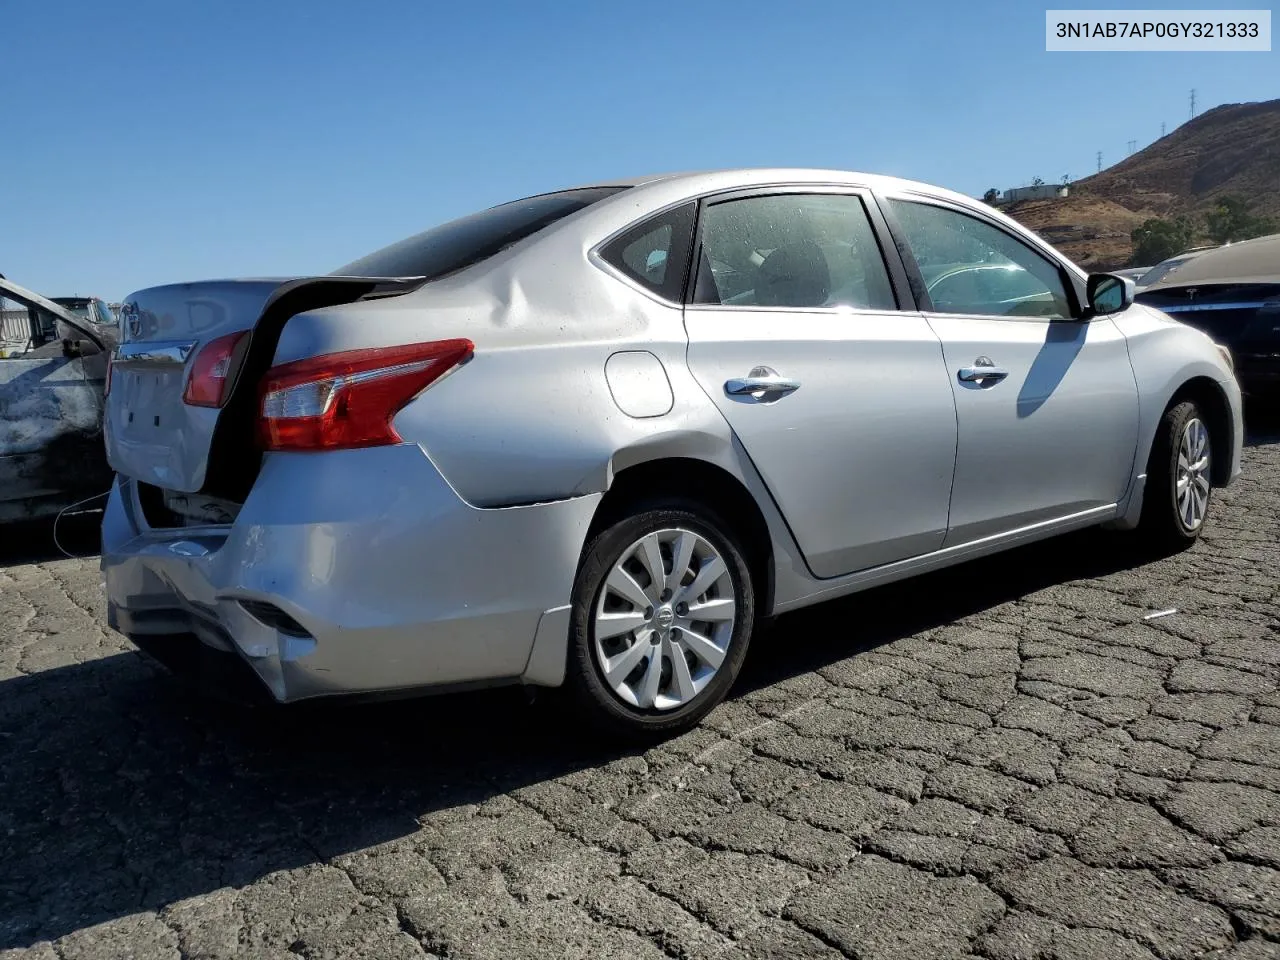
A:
[106,276,421,495]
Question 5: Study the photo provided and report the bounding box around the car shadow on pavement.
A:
[0,520,1177,949]
[0,513,102,568]
[1,406,1275,947]
[1244,397,1280,447]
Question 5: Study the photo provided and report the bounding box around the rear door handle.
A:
[957,357,1009,385]
[725,366,801,400]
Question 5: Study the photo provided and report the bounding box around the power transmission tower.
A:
[1096,151,1103,173]
[1127,140,1137,155]
[1190,89,1197,119]
[1161,122,1166,137]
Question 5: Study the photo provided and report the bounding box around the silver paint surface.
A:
[100,168,1243,702]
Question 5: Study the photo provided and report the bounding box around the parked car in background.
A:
[1110,267,1152,285]
[0,277,114,522]
[1136,233,1280,396]
[51,296,120,347]
[1134,245,1219,292]
[101,169,1242,738]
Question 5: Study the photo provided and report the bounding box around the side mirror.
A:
[1085,273,1134,318]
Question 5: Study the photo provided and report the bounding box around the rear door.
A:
[682,187,959,578]
[881,194,1140,546]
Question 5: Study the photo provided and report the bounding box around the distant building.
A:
[1002,184,1070,203]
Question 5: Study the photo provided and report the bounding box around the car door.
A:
[682,187,959,578]
[881,194,1140,546]
[0,288,110,521]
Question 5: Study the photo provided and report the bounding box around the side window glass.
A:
[888,199,1073,320]
[599,202,696,301]
[693,194,897,311]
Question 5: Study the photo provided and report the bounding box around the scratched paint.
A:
[0,353,112,522]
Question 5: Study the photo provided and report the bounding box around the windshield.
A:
[333,186,629,279]
[52,297,93,319]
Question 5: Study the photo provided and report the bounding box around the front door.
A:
[883,196,1140,546]
[682,189,959,578]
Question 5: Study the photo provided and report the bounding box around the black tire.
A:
[1136,399,1213,552]
[566,498,756,740]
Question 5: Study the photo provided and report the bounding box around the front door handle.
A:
[725,366,801,401]
[957,357,1009,385]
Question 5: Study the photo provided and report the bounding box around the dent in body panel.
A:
[376,274,701,507]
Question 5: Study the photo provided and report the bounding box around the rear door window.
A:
[692,193,898,311]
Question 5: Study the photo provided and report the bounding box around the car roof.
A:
[570,168,978,205]
[1143,232,1280,289]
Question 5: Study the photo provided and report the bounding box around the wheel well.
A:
[587,458,775,614]
[1168,377,1232,486]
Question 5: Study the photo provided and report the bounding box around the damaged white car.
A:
[0,277,117,523]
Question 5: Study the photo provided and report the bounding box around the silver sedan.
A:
[101,169,1243,737]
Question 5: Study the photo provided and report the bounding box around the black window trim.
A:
[875,189,1090,322]
[683,183,913,315]
[590,199,699,306]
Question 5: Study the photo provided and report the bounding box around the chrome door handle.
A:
[725,366,801,400]
[957,357,1009,384]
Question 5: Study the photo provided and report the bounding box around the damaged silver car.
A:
[100,170,1241,738]
[0,277,117,522]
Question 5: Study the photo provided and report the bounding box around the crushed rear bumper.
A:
[102,444,599,702]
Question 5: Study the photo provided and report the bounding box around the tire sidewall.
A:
[1151,400,1212,542]
[567,501,755,735]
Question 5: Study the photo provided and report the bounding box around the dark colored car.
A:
[1136,233,1280,396]
[0,277,115,522]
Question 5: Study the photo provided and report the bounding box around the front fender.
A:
[1109,305,1243,528]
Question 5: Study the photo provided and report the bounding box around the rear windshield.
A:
[333,186,629,279]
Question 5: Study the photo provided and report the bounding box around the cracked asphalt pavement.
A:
[2,422,1278,960]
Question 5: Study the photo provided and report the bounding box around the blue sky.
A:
[3,0,1275,299]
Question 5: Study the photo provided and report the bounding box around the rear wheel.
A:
[1137,400,1213,551]
[566,500,755,739]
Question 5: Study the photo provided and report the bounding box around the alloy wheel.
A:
[1175,417,1211,531]
[592,527,736,711]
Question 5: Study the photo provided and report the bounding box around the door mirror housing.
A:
[1084,273,1134,318]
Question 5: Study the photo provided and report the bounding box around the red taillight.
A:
[104,356,114,397]
[183,331,249,407]
[256,339,474,452]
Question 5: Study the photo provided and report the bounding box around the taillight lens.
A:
[104,356,114,397]
[257,339,473,452]
[184,331,249,407]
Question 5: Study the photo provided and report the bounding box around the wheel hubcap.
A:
[592,527,736,711]
[1175,417,1211,531]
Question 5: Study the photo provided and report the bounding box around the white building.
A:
[1002,184,1070,203]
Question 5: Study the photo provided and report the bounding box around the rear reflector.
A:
[257,339,473,451]
[184,331,250,407]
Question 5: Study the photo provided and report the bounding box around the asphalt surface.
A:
[2,421,1278,960]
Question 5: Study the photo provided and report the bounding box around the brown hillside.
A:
[1075,98,1280,219]
[1004,196,1151,271]
[1001,98,1280,269]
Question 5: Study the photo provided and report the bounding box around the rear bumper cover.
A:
[102,445,599,702]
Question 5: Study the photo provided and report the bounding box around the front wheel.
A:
[565,500,756,740]
[1137,400,1213,551]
